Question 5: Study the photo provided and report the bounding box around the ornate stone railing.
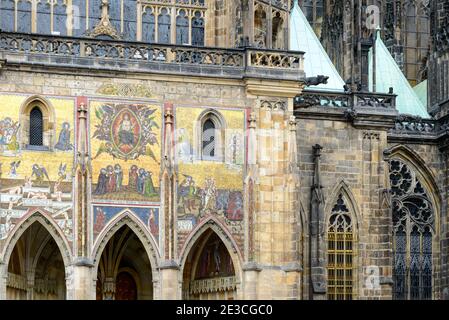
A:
[0,31,304,80]
[189,276,237,294]
[7,272,27,291]
[295,90,396,110]
[390,115,437,136]
[295,90,351,108]
[34,278,57,294]
[354,92,396,109]
[143,0,207,8]
[248,48,302,69]
[257,0,290,10]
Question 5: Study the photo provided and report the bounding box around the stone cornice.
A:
[245,78,305,98]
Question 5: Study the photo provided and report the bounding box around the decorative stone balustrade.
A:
[390,115,437,136]
[189,276,237,294]
[295,90,396,110]
[7,273,27,291]
[0,31,304,81]
[34,278,57,295]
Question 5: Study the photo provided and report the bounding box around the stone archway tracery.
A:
[1,212,72,300]
[91,212,160,300]
[180,219,242,300]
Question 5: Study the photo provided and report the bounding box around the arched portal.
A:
[6,222,66,300]
[182,230,237,300]
[95,225,153,300]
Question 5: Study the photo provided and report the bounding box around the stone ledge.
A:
[242,262,303,272]
[158,260,180,270]
[71,257,95,267]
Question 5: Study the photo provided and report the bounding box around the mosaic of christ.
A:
[112,110,141,155]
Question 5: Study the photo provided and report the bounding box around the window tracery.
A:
[141,0,205,45]
[327,194,354,300]
[389,159,434,300]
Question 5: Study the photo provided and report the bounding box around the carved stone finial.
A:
[77,102,87,119]
[86,0,121,40]
[248,112,257,129]
[0,59,6,71]
[344,108,358,122]
[313,144,323,158]
[289,115,297,132]
[164,108,174,125]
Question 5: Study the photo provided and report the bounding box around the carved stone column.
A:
[159,103,180,300]
[68,97,94,300]
[0,262,6,300]
[310,144,326,300]
[242,112,260,300]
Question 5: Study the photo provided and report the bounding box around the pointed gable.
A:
[289,2,345,92]
[413,80,428,108]
[369,32,430,118]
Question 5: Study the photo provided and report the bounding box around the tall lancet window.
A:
[202,119,215,158]
[191,11,204,46]
[142,7,156,43]
[29,107,44,146]
[390,159,434,300]
[176,9,189,45]
[327,194,354,300]
[254,6,267,48]
[158,8,171,44]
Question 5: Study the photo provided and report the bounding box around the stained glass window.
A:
[142,7,155,43]
[29,107,43,146]
[176,10,189,45]
[390,159,434,300]
[327,194,354,300]
[192,11,204,46]
[202,119,215,158]
[158,8,171,44]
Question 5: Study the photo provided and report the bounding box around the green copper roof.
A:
[289,2,345,92]
[413,80,428,108]
[369,32,430,118]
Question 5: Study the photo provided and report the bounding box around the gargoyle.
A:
[305,75,329,86]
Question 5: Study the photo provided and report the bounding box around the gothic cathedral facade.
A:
[0,0,448,300]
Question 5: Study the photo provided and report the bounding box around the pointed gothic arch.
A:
[194,109,227,162]
[91,211,160,300]
[385,145,440,300]
[1,211,72,300]
[179,217,242,300]
[385,144,441,210]
[2,210,72,271]
[325,180,362,232]
[19,95,57,151]
[324,180,361,300]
